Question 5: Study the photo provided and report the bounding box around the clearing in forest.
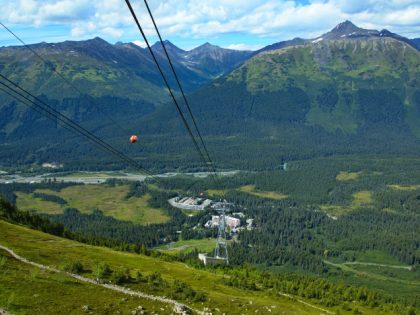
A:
[336,171,362,181]
[15,184,168,225]
[239,185,288,200]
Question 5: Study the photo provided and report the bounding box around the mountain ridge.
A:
[0,21,419,168]
[150,40,252,78]
[0,36,251,102]
[150,21,420,160]
[257,21,420,54]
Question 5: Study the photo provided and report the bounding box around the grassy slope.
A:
[207,186,288,200]
[0,252,171,315]
[0,220,391,315]
[15,185,168,225]
[156,238,218,255]
[324,260,420,300]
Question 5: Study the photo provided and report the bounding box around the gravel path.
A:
[0,245,203,315]
[278,293,335,315]
[1,244,337,315]
[343,261,412,270]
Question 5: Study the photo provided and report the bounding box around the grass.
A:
[15,184,169,225]
[352,191,373,207]
[238,185,288,200]
[0,252,171,315]
[356,250,405,265]
[320,204,349,216]
[156,238,217,255]
[206,189,227,197]
[336,171,362,181]
[208,186,288,200]
[324,260,420,299]
[350,264,420,283]
[0,220,341,315]
[320,190,374,216]
[180,209,204,216]
[388,184,420,191]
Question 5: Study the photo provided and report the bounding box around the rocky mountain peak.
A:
[331,20,360,34]
[318,20,378,40]
[151,40,186,54]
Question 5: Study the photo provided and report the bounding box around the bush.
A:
[111,268,131,285]
[170,280,207,302]
[0,255,7,269]
[147,272,167,289]
[63,261,84,274]
[135,271,144,282]
[93,262,112,278]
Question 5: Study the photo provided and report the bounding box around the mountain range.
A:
[256,21,420,53]
[181,21,420,135]
[0,37,251,103]
[0,21,419,170]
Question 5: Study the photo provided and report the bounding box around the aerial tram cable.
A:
[142,0,217,175]
[0,20,214,194]
[0,21,132,136]
[123,0,217,182]
[0,84,139,166]
[0,73,157,178]
[3,72,227,261]
[0,86,80,138]
[0,75,149,174]
[125,0,223,194]
[0,79,144,173]
[0,79,207,196]
[1,10,221,195]
[0,75,207,195]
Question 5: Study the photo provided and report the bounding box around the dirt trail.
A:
[342,261,412,270]
[278,293,335,315]
[0,245,203,315]
[1,244,339,315]
[324,260,418,285]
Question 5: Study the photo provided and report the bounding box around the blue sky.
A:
[0,0,419,50]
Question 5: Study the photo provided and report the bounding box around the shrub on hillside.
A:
[63,261,84,274]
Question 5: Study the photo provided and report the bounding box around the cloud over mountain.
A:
[1,0,419,47]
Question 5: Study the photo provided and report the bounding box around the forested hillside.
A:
[138,22,420,171]
[0,21,419,172]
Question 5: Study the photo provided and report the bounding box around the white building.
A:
[168,197,212,211]
[246,218,254,230]
[41,162,63,169]
[207,215,241,229]
[226,216,241,229]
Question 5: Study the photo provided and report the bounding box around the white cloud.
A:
[225,43,264,51]
[101,27,124,38]
[39,0,94,22]
[132,40,146,48]
[1,0,419,44]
